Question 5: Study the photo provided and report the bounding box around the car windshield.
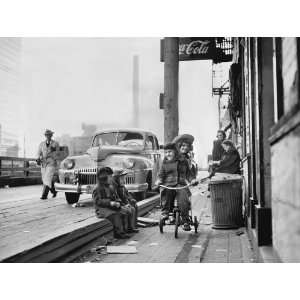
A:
[93,132,144,149]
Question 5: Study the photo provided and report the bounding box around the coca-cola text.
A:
[179,40,210,56]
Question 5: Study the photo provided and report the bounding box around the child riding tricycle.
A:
[155,138,199,238]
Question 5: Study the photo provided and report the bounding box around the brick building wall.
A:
[238,37,300,260]
[271,126,300,262]
[270,37,300,262]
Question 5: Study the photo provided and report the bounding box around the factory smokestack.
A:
[132,55,139,127]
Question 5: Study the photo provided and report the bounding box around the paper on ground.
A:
[107,246,138,254]
[191,245,202,248]
[127,240,138,246]
[137,217,159,224]
[149,242,159,246]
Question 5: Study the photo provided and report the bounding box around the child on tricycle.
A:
[155,142,198,232]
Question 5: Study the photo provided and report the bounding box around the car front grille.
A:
[124,173,135,185]
[78,168,97,185]
[77,168,135,186]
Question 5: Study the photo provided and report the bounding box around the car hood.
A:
[87,145,143,162]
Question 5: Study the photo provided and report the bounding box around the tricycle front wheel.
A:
[194,216,199,233]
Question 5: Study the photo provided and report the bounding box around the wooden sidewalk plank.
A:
[0,185,160,262]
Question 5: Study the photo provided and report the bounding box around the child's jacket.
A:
[157,158,179,187]
[93,183,121,219]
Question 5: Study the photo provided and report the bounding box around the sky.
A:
[17,38,220,167]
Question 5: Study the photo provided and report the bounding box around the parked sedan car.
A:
[55,129,162,204]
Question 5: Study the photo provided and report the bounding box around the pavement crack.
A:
[174,233,201,263]
[199,230,211,263]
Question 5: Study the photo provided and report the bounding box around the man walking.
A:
[37,129,60,200]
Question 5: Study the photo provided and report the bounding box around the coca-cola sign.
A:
[179,37,215,60]
[160,37,216,61]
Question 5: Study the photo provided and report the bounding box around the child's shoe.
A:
[183,223,191,231]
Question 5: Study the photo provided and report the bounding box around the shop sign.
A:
[160,37,216,62]
[178,37,215,61]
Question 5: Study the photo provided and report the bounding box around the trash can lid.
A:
[209,173,242,185]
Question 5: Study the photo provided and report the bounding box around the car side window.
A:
[92,135,99,147]
[153,137,159,150]
[93,135,104,147]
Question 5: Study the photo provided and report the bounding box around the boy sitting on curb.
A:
[93,167,130,239]
[112,169,139,233]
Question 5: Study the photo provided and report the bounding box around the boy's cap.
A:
[44,129,54,135]
[164,142,177,151]
[97,167,113,177]
[172,134,194,145]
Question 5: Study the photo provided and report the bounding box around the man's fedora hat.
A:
[44,129,54,135]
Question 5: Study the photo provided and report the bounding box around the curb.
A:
[137,194,160,217]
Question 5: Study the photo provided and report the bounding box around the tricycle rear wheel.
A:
[174,211,180,239]
[159,217,164,233]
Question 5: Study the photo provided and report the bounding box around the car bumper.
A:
[54,182,148,194]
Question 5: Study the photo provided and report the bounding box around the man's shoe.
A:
[52,191,57,198]
[40,185,50,200]
[127,228,139,233]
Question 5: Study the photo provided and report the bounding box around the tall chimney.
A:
[133,55,139,127]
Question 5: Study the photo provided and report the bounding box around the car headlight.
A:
[63,159,75,170]
[123,158,135,169]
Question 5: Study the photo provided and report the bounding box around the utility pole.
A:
[132,55,139,127]
[163,37,179,143]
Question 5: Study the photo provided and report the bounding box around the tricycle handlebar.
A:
[158,184,192,190]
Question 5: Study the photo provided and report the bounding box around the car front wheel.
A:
[65,192,80,204]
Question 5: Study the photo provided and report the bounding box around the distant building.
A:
[0,124,19,157]
[0,38,22,157]
[70,136,92,155]
[81,123,97,137]
[57,134,92,156]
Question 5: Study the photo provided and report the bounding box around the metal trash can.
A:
[209,175,243,229]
